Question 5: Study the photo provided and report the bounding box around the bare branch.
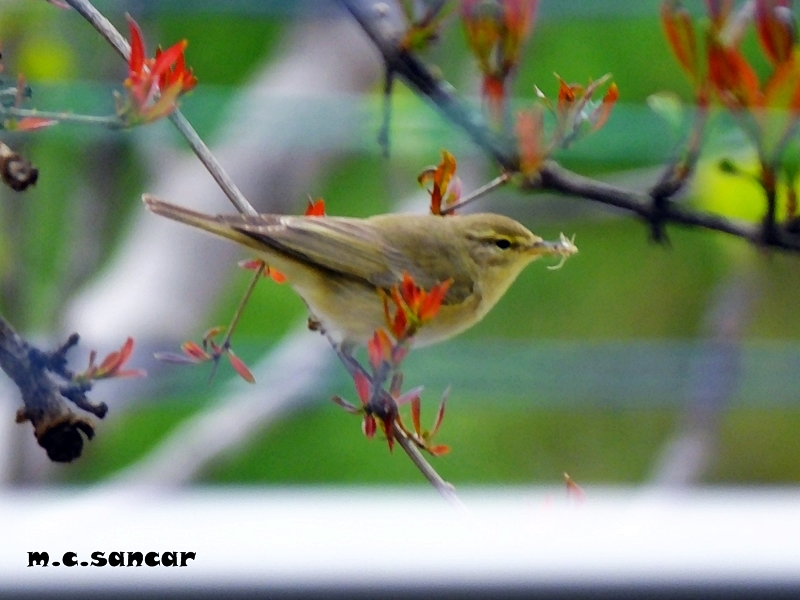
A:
[536,161,800,249]
[442,172,510,215]
[392,421,466,511]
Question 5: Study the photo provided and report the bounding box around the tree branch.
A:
[339,0,517,170]
[0,106,123,129]
[62,0,257,217]
[327,335,464,507]
[0,141,38,192]
[0,320,105,462]
[340,0,800,253]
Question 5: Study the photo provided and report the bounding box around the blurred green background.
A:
[1,0,799,486]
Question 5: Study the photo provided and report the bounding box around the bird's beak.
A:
[528,232,578,258]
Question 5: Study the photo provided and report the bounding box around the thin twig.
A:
[208,261,266,381]
[392,421,466,510]
[378,68,394,158]
[62,0,256,216]
[0,106,123,128]
[442,172,510,215]
[339,0,517,171]
[221,263,266,351]
[649,103,709,201]
[761,162,779,244]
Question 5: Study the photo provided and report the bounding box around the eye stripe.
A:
[465,233,520,249]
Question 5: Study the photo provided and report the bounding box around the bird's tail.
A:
[142,194,265,251]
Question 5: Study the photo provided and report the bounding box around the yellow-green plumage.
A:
[143,194,577,347]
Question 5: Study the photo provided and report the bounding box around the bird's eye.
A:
[494,238,512,250]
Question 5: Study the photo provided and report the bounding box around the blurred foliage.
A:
[1,3,799,485]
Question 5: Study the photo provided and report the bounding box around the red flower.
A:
[154,327,255,383]
[409,386,450,456]
[706,30,761,111]
[516,104,546,176]
[121,17,197,125]
[705,0,734,28]
[367,329,393,371]
[564,472,587,504]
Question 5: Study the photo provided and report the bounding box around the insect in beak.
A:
[529,233,578,269]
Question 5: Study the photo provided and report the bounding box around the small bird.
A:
[143,194,577,348]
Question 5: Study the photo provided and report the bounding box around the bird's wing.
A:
[226,215,474,303]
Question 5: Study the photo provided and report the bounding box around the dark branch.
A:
[0,318,105,462]
[538,161,800,251]
[340,0,517,170]
[340,0,800,254]
[0,141,38,192]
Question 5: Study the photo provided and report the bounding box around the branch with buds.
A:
[329,272,463,506]
[341,0,800,253]
[0,319,144,462]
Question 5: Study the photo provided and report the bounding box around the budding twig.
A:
[0,106,122,129]
[341,0,800,253]
[441,172,510,215]
[63,0,257,216]
[208,261,266,382]
[326,334,464,508]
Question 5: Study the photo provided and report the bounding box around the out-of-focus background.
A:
[0,0,798,492]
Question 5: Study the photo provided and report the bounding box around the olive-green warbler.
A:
[143,194,577,347]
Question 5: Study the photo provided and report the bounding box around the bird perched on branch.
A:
[143,194,577,348]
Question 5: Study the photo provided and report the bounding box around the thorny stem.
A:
[62,0,257,217]
[0,106,123,129]
[442,172,510,215]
